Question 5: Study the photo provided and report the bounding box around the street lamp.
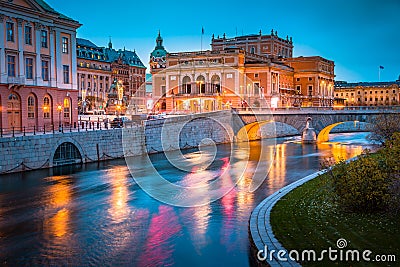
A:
[57,104,63,132]
[171,89,175,113]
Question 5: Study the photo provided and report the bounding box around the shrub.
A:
[330,153,392,212]
[325,132,400,213]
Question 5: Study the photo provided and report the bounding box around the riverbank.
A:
[270,172,399,266]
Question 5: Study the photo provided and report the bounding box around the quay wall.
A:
[0,111,233,174]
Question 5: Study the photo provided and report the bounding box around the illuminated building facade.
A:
[150,31,335,112]
[76,38,111,114]
[76,38,147,114]
[211,29,293,58]
[334,80,400,106]
[0,0,81,131]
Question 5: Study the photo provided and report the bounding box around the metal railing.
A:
[0,120,139,138]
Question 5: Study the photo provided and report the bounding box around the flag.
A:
[379,66,384,69]
[202,27,204,35]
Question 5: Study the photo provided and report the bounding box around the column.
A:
[49,27,56,87]
[0,14,6,84]
[55,29,62,88]
[34,22,42,85]
[17,18,24,80]
[71,33,78,90]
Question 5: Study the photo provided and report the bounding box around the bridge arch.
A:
[317,121,372,143]
[236,120,299,142]
[50,137,85,167]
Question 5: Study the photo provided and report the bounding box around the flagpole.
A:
[201,26,204,52]
[379,66,381,82]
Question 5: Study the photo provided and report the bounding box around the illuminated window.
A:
[43,96,50,118]
[62,37,69,53]
[63,98,70,118]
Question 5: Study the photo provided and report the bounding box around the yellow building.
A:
[149,32,335,113]
[334,81,400,107]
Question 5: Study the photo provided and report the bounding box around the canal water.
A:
[0,133,374,267]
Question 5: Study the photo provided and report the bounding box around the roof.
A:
[35,0,79,23]
[104,48,146,68]
[335,81,400,88]
[77,38,98,48]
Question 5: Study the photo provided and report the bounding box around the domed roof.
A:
[150,31,167,58]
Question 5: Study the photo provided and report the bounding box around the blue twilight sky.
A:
[46,0,400,82]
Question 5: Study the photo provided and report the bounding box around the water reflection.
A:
[0,132,374,267]
[107,166,131,223]
[43,175,72,238]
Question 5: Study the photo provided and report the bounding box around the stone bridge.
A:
[233,107,400,142]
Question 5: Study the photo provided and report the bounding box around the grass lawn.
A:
[270,173,400,267]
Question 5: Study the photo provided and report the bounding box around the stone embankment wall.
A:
[0,111,233,174]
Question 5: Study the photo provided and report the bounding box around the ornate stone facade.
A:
[0,0,81,131]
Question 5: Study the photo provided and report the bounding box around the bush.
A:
[330,153,391,212]
[327,133,400,213]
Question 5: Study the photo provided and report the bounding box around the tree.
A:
[367,113,400,145]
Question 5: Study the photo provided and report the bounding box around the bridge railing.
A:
[233,105,400,114]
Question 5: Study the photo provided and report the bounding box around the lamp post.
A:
[171,89,175,113]
[57,104,63,132]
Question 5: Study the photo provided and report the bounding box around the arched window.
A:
[196,75,205,94]
[211,75,221,94]
[43,96,51,118]
[27,95,36,118]
[182,76,191,94]
[63,98,70,118]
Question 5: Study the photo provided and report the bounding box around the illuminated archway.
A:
[236,120,275,142]
[317,121,372,143]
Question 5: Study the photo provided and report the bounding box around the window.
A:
[296,78,300,82]
[6,22,14,42]
[308,85,313,96]
[41,60,49,81]
[43,96,50,118]
[41,30,48,48]
[25,58,33,79]
[88,81,91,88]
[27,96,35,118]
[64,98,70,118]
[62,37,69,53]
[63,65,70,84]
[254,73,259,78]
[24,25,32,45]
[7,55,16,77]
[308,77,312,81]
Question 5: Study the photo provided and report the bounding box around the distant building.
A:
[334,80,400,107]
[211,29,293,58]
[150,31,335,113]
[0,0,81,131]
[76,38,147,115]
[76,38,111,114]
[103,40,147,112]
